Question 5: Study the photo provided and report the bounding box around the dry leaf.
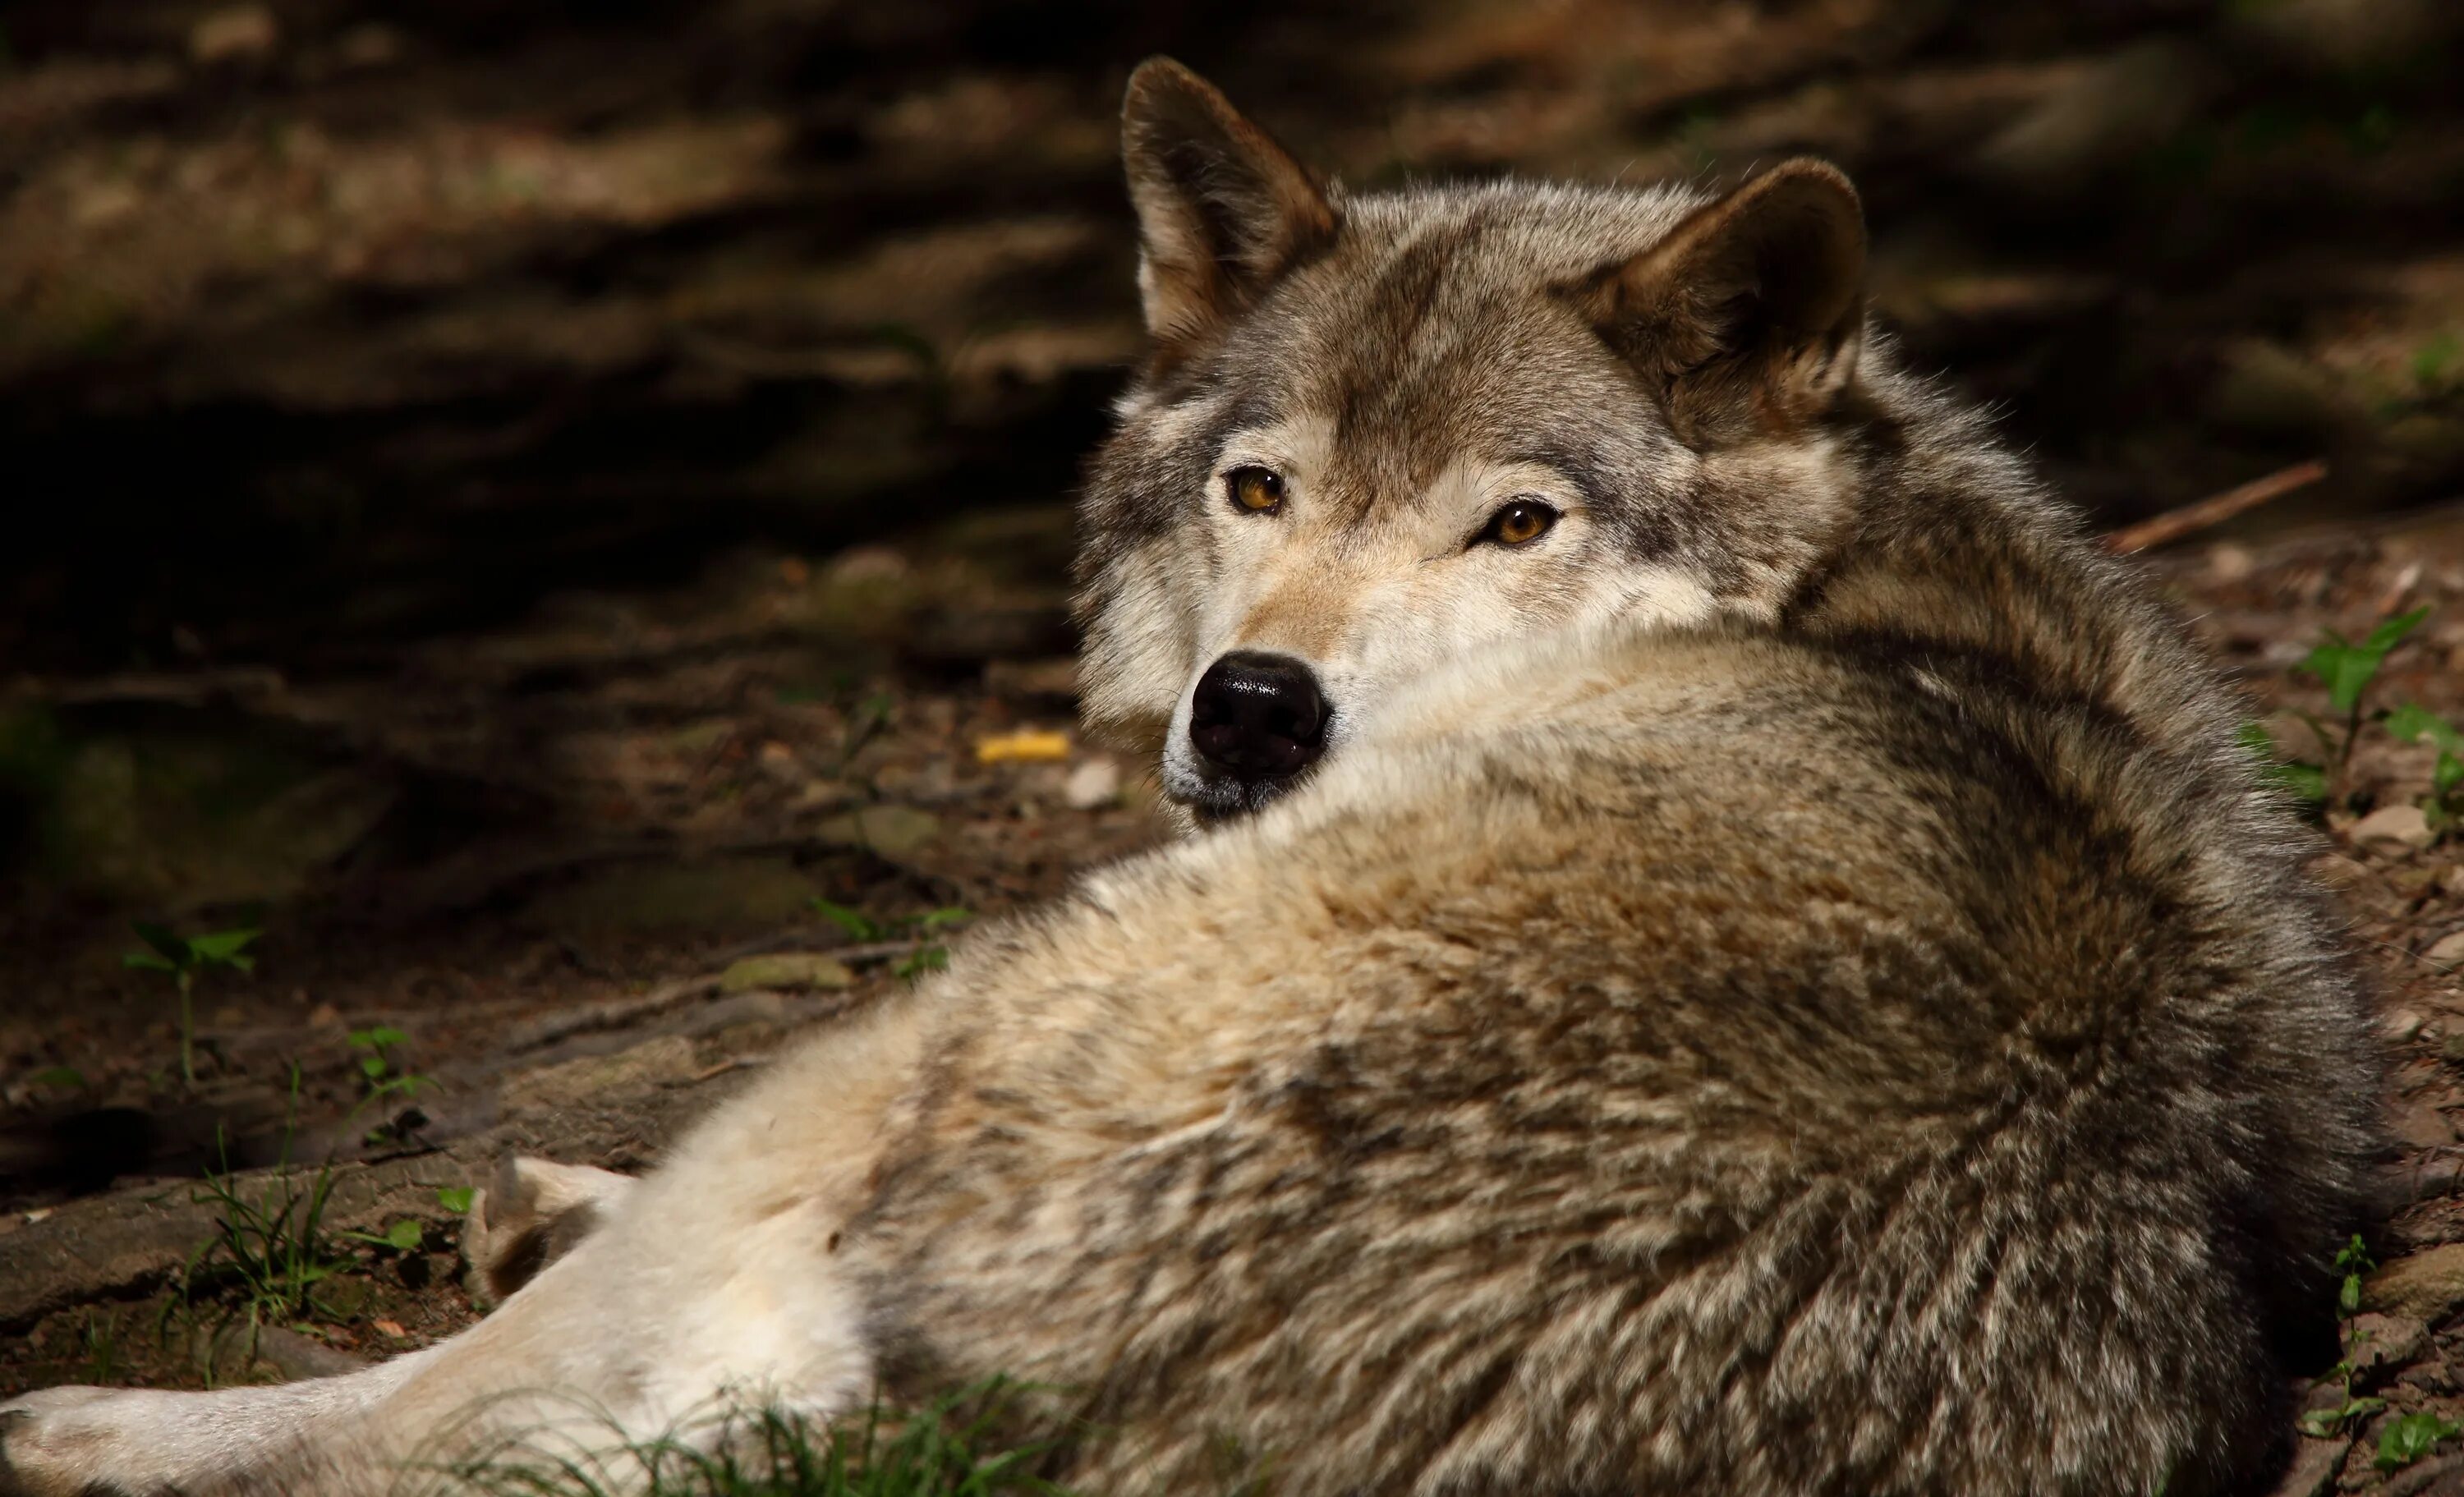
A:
[975,729,1071,765]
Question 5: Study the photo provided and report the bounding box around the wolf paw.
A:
[462,1154,637,1306]
[0,1386,144,1497]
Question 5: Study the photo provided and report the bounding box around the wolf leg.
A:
[0,994,935,1496]
[463,1155,638,1306]
[0,1344,444,1497]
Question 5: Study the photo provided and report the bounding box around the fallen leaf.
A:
[976,728,1071,765]
[2348,803,2434,852]
[372,1319,409,1339]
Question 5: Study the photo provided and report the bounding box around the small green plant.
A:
[2236,723,2328,804]
[813,900,971,984]
[123,924,260,1086]
[2414,331,2464,394]
[840,692,896,773]
[891,946,953,981]
[347,1026,437,1143]
[80,1310,121,1384]
[342,1218,427,1253]
[2296,605,2427,769]
[451,1381,1064,1497]
[2386,703,2464,832]
[21,1064,85,1093]
[438,1185,477,1215]
[2246,607,2458,832]
[2377,1410,2464,1472]
[2301,1235,2387,1438]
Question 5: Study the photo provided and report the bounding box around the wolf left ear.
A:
[1565,158,1866,443]
[1121,58,1339,363]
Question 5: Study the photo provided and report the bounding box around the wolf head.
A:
[1077,58,1874,824]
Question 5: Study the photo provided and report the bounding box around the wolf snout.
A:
[1190,651,1328,784]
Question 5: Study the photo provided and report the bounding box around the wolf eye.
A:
[1477,499,1558,548]
[1225,466,1285,515]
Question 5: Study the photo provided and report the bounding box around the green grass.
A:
[172,1125,356,1366]
[811,899,971,981]
[447,1387,1069,1497]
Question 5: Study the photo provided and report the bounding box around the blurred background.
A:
[5,0,2464,674]
[3,0,2464,1343]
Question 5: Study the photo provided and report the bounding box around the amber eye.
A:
[1479,499,1558,548]
[1226,466,1285,515]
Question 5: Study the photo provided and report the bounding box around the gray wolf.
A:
[0,57,2378,1497]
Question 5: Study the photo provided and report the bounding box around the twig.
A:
[706,930,938,967]
[503,975,722,1053]
[7,667,289,707]
[2102,460,2328,555]
[500,937,931,1054]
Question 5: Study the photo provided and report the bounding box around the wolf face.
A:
[1077,61,1870,821]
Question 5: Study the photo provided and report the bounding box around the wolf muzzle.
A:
[1189,650,1329,788]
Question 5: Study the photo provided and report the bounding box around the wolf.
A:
[1,57,2379,1497]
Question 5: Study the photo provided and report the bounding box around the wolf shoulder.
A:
[963,613,2321,1078]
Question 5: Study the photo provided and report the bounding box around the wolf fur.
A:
[0,58,2378,1497]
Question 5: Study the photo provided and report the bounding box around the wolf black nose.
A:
[1189,651,1328,783]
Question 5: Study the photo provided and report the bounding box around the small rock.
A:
[2309,852,2374,890]
[2429,931,2464,970]
[2205,339,2355,443]
[503,1036,699,1114]
[2389,1095,2455,1150]
[2349,1312,2430,1384]
[2384,1452,2464,1497]
[2365,1243,2464,1322]
[2388,1009,2431,1043]
[756,741,802,783]
[190,5,278,63]
[984,657,1081,700]
[2350,804,2435,853]
[668,719,734,754]
[251,1324,367,1380]
[333,23,403,68]
[825,546,910,585]
[1970,41,2200,191]
[2392,866,2444,899]
[717,953,853,994]
[1064,755,1124,810]
[816,805,941,856]
[2263,1431,2347,1497]
[2208,544,2256,583]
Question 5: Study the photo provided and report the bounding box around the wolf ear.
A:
[1121,58,1338,361]
[1565,158,1865,443]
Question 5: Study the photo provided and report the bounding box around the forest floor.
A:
[4,0,2464,1491]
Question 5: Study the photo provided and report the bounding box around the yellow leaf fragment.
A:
[975,729,1072,765]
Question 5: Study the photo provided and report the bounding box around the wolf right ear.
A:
[1121,58,1338,365]
[1564,158,1866,444]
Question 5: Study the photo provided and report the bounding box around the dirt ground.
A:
[4,1,2464,1492]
